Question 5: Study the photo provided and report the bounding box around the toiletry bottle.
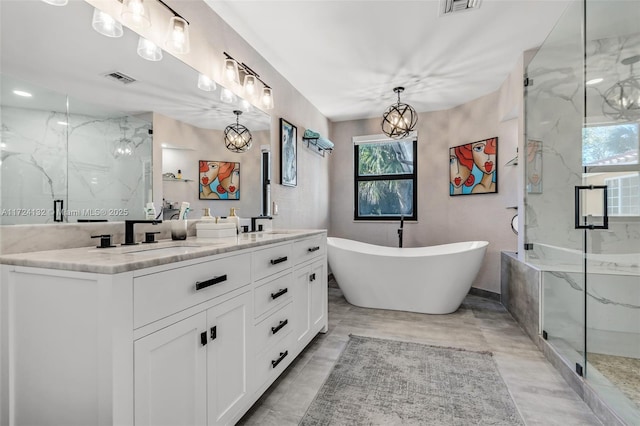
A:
[229,208,240,234]
[177,169,182,179]
[145,202,156,220]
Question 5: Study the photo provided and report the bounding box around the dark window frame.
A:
[353,138,418,221]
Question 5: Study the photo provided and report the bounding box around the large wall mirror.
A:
[0,0,270,225]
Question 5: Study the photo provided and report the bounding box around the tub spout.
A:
[398,215,404,248]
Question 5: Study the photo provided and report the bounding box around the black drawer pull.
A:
[308,246,320,253]
[200,331,207,346]
[309,273,316,282]
[270,256,288,265]
[271,319,288,334]
[195,274,228,291]
[270,288,288,299]
[271,350,288,368]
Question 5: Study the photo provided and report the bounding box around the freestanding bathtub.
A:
[327,237,488,314]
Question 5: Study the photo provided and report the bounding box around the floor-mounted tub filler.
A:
[327,237,488,314]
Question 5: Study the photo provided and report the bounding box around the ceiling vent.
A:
[440,0,481,16]
[104,71,137,85]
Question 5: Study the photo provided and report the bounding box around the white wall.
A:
[329,61,524,294]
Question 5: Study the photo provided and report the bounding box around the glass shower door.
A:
[584,1,640,423]
[525,0,587,376]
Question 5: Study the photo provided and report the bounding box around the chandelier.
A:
[224,110,252,153]
[381,87,418,139]
[602,55,640,121]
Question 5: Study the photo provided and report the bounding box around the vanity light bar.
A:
[223,52,274,109]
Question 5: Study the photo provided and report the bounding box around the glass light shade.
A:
[241,99,252,112]
[41,0,68,6]
[114,138,134,158]
[92,9,123,38]
[220,88,236,104]
[121,0,150,30]
[223,59,240,85]
[261,87,274,110]
[165,16,190,55]
[137,37,163,61]
[197,74,216,92]
[243,74,257,97]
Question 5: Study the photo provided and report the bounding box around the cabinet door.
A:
[134,312,207,426]
[293,265,311,349]
[207,291,252,426]
[310,260,327,331]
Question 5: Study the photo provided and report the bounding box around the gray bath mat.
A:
[300,335,524,425]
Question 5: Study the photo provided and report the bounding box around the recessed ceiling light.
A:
[13,90,32,97]
[0,143,6,148]
[161,143,168,148]
[586,78,604,85]
[57,121,68,126]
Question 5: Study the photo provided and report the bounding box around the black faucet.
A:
[398,215,404,248]
[123,220,162,245]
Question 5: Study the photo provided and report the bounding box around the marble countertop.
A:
[0,229,326,274]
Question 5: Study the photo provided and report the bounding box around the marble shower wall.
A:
[0,106,152,224]
[67,113,152,221]
[1,106,68,225]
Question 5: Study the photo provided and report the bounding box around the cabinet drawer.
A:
[254,272,292,319]
[252,243,292,281]
[254,334,294,391]
[292,235,326,265]
[134,253,251,328]
[254,301,293,355]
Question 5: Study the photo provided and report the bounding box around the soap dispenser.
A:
[229,208,240,234]
[201,208,215,220]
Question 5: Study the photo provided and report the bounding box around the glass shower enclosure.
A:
[525,0,639,423]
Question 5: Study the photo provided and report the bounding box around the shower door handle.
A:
[574,185,608,230]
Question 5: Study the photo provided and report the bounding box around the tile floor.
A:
[238,286,603,425]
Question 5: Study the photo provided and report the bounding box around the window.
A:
[354,136,417,220]
[583,122,639,217]
[582,122,638,166]
[605,174,640,216]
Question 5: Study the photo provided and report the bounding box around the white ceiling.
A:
[206,0,572,122]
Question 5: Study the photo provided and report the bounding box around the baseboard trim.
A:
[468,287,500,302]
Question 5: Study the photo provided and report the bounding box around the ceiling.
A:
[205,0,572,122]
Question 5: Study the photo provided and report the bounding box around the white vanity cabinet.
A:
[134,290,252,426]
[0,231,327,426]
[292,236,328,352]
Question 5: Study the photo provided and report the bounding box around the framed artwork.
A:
[449,137,498,196]
[199,161,240,200]
[526,140,542,193]
[280,118,297,187]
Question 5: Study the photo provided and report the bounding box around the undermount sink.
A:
[91,243,204,255]
[125,245,202,256]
